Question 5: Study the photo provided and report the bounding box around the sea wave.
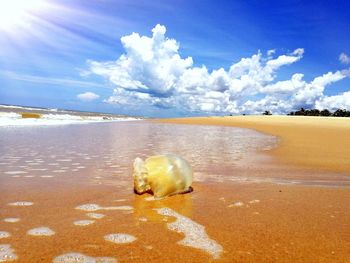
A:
[0,112,140,126]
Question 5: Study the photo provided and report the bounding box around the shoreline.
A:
[157,116,350,175]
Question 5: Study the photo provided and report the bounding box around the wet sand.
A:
[159,116,350,173]
[1,121,350,262]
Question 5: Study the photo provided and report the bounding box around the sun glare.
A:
[0,0,45,30]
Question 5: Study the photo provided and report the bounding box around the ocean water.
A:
[0,121,277,183]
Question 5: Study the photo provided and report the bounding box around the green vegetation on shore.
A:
[287,108,350,117]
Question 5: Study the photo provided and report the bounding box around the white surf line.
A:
[155,207,223,259]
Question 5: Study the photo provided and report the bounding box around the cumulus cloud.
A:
[88,24,350,115]
[77,92,100,102]
[339,53,350,64]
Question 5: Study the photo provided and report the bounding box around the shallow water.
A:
[0,121,349,262]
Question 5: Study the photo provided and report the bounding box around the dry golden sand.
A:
[158,116,350,173]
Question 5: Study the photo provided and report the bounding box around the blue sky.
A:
[0,0,349,117]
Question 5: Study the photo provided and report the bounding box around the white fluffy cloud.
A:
[77,92,100,102]
[339,53,350,64]
[88,24,350,115]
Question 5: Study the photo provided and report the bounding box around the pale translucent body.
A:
[133,154,193,198]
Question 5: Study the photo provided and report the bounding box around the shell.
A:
[133,154,193,198]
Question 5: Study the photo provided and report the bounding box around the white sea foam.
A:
[0,231,11,239]
[103,206,133,211]
[0,111,140,126]
[3,218,20,223]
[228,201,244,207]
[4,171,27,175]
[53,252,117,263]
[75,204,133,212]
[155,207,223,259]
[27,227,55,236]
[113,199,126,202]
[104,234,136,244]
[86,213,105,219]
[74,220,95,226]
[8,201,33,206]
[0,244,18,262]
[249,199,260,204]
[75,204,101,211]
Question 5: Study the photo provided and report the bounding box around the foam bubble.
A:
[104,233,136,244]
[228,201,244,207]
[86,213,105,219]
[75,204,133,212]
[75,204,102,211]
[155,207,223,259]
[53,252,117,263]
[8,201,33,206]
[0,244,18,261]
[249,199,260,204]
[27,227,55,236]
[74,220,95,226]
[103,206,133,211]
[4,171,27,175]
[3,218,20,223]
[0,231,11,239]
[57,159,72,162]
[113,199,126,202]
[53,170,66,173]
[40,175,54,178]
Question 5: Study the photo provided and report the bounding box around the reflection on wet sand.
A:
[0,121,349,262]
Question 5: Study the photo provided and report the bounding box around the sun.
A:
[0,0,45,30]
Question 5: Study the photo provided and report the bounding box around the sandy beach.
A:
[0,119,349,262]
[159,116,350,174]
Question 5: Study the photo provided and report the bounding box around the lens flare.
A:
[0,0,45,30]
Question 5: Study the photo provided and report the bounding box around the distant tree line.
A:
[287,108,350,117]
